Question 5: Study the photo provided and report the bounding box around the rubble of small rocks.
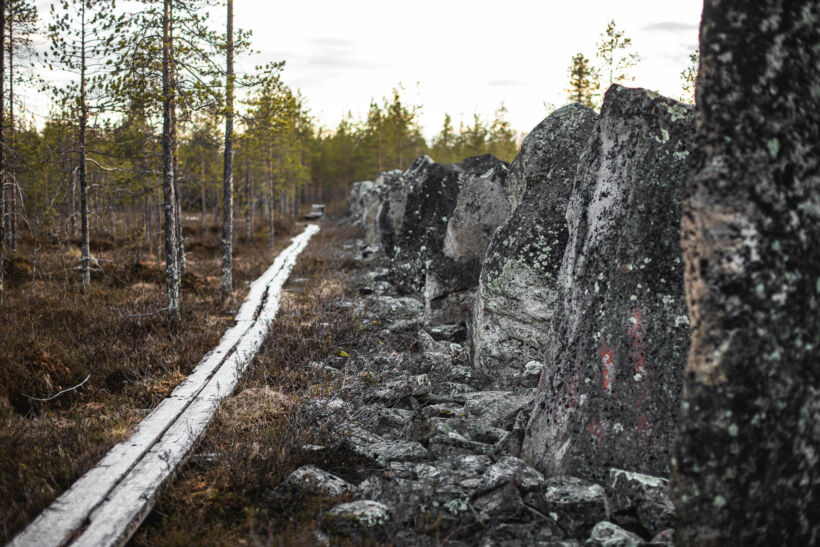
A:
[270,249,674,544]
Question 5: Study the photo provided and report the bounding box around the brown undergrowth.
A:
[0,215,298,542]
[131,224,390,546]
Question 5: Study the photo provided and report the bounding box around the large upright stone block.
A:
[374,169,405,256]
[349,179,385,246]
[671,2,820,545]
[391,155,507,295]
[471,104,598,382]
[521,86,694,480]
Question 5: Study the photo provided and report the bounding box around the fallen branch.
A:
[118,306,171,320]
[24,374,92,402]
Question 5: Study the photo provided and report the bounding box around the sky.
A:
[230,0,703,138]
[26,0,703,140]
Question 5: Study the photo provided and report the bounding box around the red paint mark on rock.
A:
[599,339,616,394]
[629,308,648,377]
[637,415,654,444]
[588,419,607,442]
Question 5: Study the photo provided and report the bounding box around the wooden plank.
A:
[10,224,319,547]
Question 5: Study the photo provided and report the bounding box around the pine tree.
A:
[566,52,600,109]
[4,0,37,253]
[47,0,117,288]
[459,114,489,158]
[488,103,518,162]
[680,49,698,104]
[220,0,234,302]
[596,19,640,88]
[431,113,456,164]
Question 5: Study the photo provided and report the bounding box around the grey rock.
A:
[608,469,674,537]
[463,390,536,429]
[443,161,510,265]
[367,295,423,318]
[276,465,357,499]
[505,103,601,213]
[427,323,468,343]
[531,476,609,539]
[479,522,565,547]
[321,500,391,538]
[390,155,508,295]
[428,435,496,458]
[374,407,415,436]
[471,105,598,384]
[479,456,546,494]
[349,180,385,245]
[671,2,820,545]
[423,155,509,326]
[585,521,644,547]
[374,169,406,255]
[520,360,545,388]
[523,86,694,480]
[422,403,466,419]
[367,440,429,465]
[473,482,533,522]
[649,529,673,544]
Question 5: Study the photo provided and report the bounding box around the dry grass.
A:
[130,224,394,545]
[0,214,299,543]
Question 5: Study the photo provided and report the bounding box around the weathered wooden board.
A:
[11,224,319,547]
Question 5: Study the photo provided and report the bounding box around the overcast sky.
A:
[231,0,703,138]
[27,0,702,139]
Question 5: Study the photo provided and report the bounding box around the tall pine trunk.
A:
[0,0,4,294]
[244,157,250,241]
[162,0,179,316]
[220,0,234,301]
[170,4,185,278]
[5,7,14,253]
[200,153,206,236]
[267,145,274,249]
[78,4,90,287]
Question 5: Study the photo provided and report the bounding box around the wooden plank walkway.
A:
[10,224,320,547]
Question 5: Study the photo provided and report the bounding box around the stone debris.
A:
[320,500,391,539]
[585,521,645,547]
[273,465,358,499]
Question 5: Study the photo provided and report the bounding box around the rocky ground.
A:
[264,233,676,546]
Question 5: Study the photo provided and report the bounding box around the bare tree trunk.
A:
[78,4,90,287]
[170,8,185,279]
[6,8,14,253]
[199,153,206,236]
[71,169,77,239]
[0,0,5,293]
[144,195,151,246]
[267,145,274,249]
[162,0,179,316]
[220,0,234,301]
[244,157,250,241]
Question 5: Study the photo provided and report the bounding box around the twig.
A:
[118,306,171,320]
[24,375,92,402]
